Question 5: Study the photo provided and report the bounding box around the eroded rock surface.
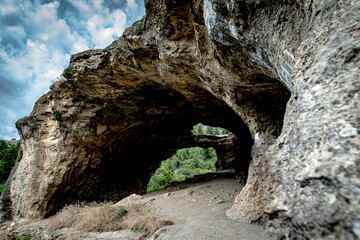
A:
[1,0,359,239]
[194,133,251,182]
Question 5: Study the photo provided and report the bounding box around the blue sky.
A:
[0,0,145,140]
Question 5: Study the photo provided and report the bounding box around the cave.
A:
[3,3,292,219]
[42,80,255,217]
[2,54,291,220]
[37,72,290,218]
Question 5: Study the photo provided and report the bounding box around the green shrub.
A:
[64,67,70,74]
[115,208,128,221]
[192,123,230,135]
[0,182,5,195]
[147,147,217,193]
[134,20,143,35]
[117,42,124,48]
[115,42,124,55]
[0,140,20,184]
[53,110,61,120]
[22,235,31,240]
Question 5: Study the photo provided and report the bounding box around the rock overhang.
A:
[3,0,298,222]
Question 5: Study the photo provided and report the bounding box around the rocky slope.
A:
[1,0,359,239]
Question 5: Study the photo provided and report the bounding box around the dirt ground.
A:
[139,177,273,240]
[1,175,273,240]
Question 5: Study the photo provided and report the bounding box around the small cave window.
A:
[192,123,230,135]
[147,124,235,193]
[147,147,217,193]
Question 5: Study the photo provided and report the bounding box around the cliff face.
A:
[1,0,359,238]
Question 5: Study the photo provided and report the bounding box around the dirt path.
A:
[122,176,273,240]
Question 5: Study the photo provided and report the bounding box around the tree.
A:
[0,141,7,152]
[147,147,217,193]
[192,123,230,135]
[0,141,19,185]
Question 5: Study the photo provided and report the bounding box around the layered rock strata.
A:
[1,0,359,239]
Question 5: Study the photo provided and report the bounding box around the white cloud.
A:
[2,51,32,84]
[86,9,127,48]
[21,39,69,104]
[0,108,19,139]
[7,26,26,38]
[0,5,17,15]
[0,0,145,139]
[73,1,127,48]
[113,9,128,33]
[127,0,138,10]
[92,0,103,11]
[71,0,91,14]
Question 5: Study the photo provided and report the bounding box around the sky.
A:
[0,0,145,140]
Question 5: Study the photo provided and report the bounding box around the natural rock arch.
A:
[1,25,290,220]
[1,0,359,239]
[6,77,257,218]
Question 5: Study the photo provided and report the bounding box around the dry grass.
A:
[47,202,122,233]
[121,204,173,239]
[46,202,172,239]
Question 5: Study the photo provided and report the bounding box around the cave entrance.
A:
[44,78,290,217]
[147,146,218,193]
[84,83,255,206]
[147,124,239,193]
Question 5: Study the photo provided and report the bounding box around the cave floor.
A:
[140,177,273,240]
[1,177,273,240]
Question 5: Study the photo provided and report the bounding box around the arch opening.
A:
[42,81,255,217]
[146,124,242,193]
[37,75,291,218]
[147,146,218,193]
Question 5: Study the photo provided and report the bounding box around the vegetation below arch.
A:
[0,140,20,194]
[147,124,230,193]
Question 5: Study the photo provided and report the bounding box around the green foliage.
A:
[53,110,61,120]
[0,141,7,152]
[0,141,20,191]
[115,208,128,221]
[115,41,124,55]
[0,182,5,194]
[147,147,217,193]
[22,235,31,240]
[64,67,70,74]
[192,123,230,135]
[117,42,124,48]
[134,20,143,35]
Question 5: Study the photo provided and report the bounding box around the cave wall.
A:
[5,74,250,218]
[1,0,360,239]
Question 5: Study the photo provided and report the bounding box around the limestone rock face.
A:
[194,133,251,182]
[1,0,359,239]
